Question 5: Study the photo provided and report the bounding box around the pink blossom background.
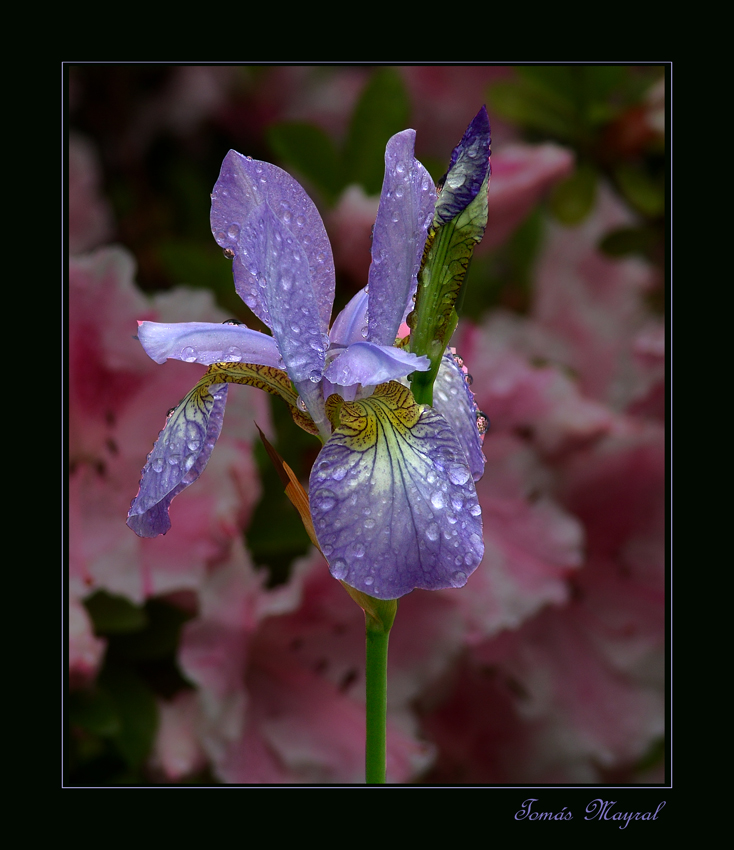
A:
[67,65,666,785]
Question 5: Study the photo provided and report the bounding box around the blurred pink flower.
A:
[69,246,269,605]
[68,596,107,691]
[178,548,436,783]
[68,133,114,254]
[481,143,574,252]
[532,183,661,409]
[148,689,208,782]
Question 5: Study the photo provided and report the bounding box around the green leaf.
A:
[490,77,576,141]
[268,121,344,203]
[343,68,410,195]
[68,687,121,737]
[99,666,158,768]
[615,163,665,217]
[599,225,659,258]
[85,591,148,635]
[549,163,597,225]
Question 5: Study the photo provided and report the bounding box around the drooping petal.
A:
[323,342,429,392]
[367,130,436,348]
[127,380,229,538]
[309,382,483,600]
[211,151,335,332]
[137,321,284,368]
[433,351,486,482]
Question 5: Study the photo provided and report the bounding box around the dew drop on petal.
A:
[430,491,447,510]
[152,457,164,473]
[308,369,321,383]
[426,522,440,541]
[182,347,197,362]
[227,224,240,239]
[448,464,471,486]
[452,570,467,585]
[296,397,308,412]
[222,247,235,260]
[469,504,482,517]
[187,439,201,452]
[331,559,348,580]
[364,575,374,586]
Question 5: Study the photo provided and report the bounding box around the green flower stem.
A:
[339,589,397,784]
[365,616,391,784]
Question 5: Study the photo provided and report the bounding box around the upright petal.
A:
[127,381,229,538]
[367,130,435,347]
[137,321,284,368]
[309,382,483,599]
[240,203,329,433]
[211,151,335,332]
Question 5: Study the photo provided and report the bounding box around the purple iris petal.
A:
[211,151,335,332]
[309,384,483,599]
[367,130,436,347]
[433,352,486,482]
[324,342,429,391]
[127,384,228,537]
[242,203,327,386]
[434,106,491,227]
[329,288,369,347]
[137,321,284,368]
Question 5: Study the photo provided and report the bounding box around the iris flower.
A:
[128,108,490,600]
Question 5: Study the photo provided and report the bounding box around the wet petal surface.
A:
[211,151,335,331]
[433,351,486,481]
[367,131,435,347]
[309,382,483,599]
[323,342,429,392]
[127,381,229,538]
[137,321,284,367]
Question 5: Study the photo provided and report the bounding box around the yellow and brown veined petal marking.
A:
[206,362,321,437]
[309,381,483,600]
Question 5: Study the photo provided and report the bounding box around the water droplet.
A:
[360,325,368,338]
[476,412,490,435]
[224,347,242,362]
[308,369,321,383]
[465,373,473,386]
[396,162,406,174]
[349,541,365,558]
[332,466,347,481]
[469,504,481,517]
[296,215,305,227]
[364,575,374,586]
[452,570,467,585]
[431,491,447,510]
[331,559,348,580]
[364,518,376,529]
[391,212,400,223]
[282,210,292,224]
[187,439,201,452]
[182,347,197,362]
[227,224,240,239]
[447,171,466,189]
[222,319,244,326]
[168,455,180,466]
[222,247,235,260]
[296,397,308,412]
[152,457,164,473]
[395,185,404,198]
[426,522,440,541]
[448,464,471,486]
